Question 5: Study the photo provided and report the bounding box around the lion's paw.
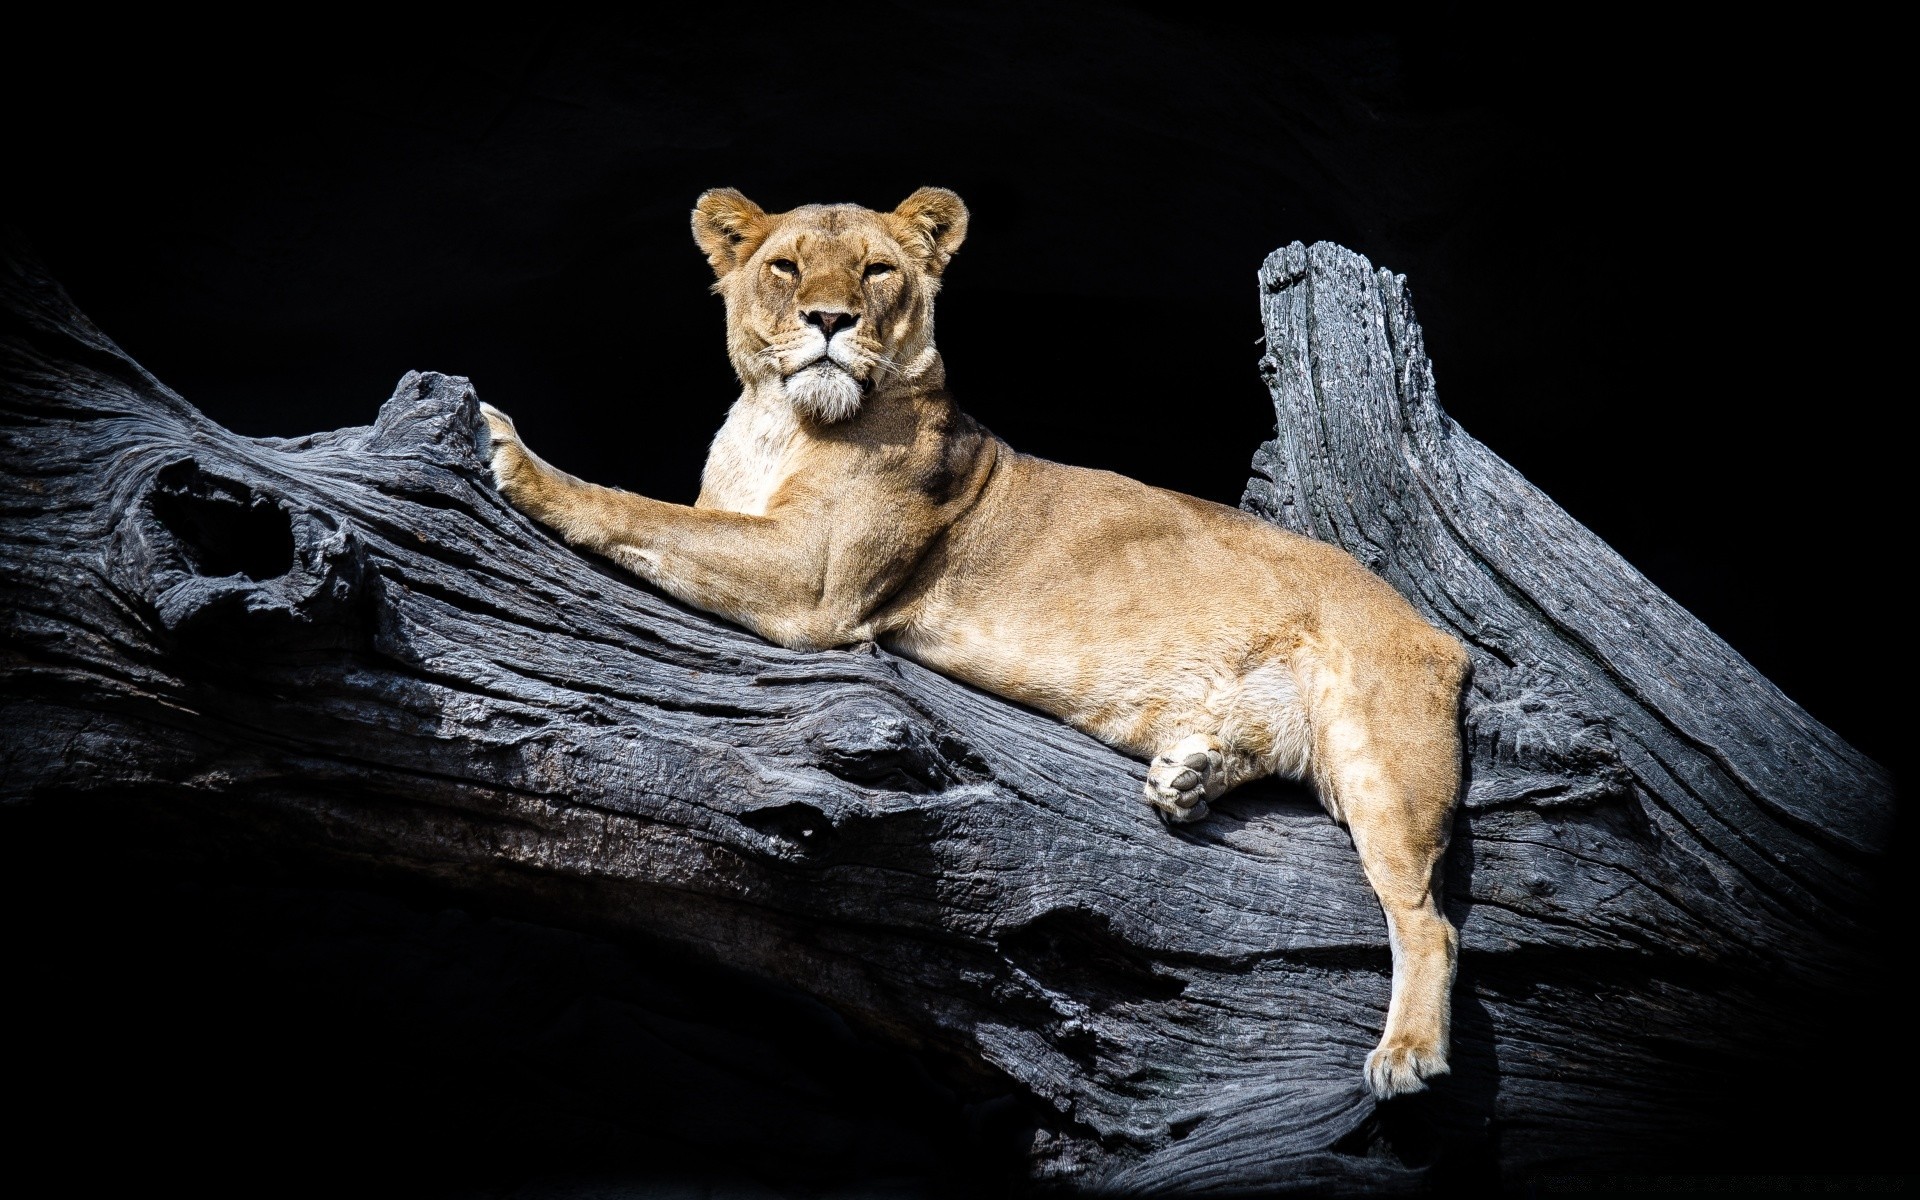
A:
[1364,1042,1449,1100]
[1144,736,1223,823]
[476,402,524,492]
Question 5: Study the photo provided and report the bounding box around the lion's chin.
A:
[783,363,863,423]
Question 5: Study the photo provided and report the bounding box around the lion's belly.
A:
[888,596,1312,772]
[888,618,1147,752]
[878,453,1347,765]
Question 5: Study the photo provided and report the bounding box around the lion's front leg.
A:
[477,399,735,586]
[476,403,845,649]
[478,402,609,547]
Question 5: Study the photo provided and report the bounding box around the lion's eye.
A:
[769,258,798,278]
[863,262,895,279]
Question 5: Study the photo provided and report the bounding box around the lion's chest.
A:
[698,397,804,516]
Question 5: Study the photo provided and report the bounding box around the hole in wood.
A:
[150,461,295,582]
[738,802,835,860]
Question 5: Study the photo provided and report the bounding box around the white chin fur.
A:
[784,364,863,423]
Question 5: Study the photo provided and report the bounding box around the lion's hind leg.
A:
[1349,802,1458,1099]
[1309,637,1467,1099]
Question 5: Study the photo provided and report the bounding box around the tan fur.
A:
[480,188,1471,1099]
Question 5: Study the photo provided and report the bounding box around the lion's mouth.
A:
[787,358,867,388]
[787,357,844,377]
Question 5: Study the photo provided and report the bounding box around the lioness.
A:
[479,188,1469,1099]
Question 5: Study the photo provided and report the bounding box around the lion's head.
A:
[691,187,968,423]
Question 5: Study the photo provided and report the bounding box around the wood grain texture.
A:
[0,241,1891,1193]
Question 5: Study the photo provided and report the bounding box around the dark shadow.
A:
[0,800,1031,1200]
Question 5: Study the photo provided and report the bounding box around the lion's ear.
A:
[692,189,771,279]
[890,188,969,276]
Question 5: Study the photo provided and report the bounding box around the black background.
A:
[5,6,1907,1194]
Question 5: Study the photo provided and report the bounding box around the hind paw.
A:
[1144,736,1223,823]
[1364,1042,1449,1100]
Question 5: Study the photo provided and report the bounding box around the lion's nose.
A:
[804,309,857,337]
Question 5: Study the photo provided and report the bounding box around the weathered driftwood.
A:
[0,242,1890,1193]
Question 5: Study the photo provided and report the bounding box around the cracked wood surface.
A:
[0,242,1891,1193]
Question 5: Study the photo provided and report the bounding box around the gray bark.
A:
[0,241,1891,1194]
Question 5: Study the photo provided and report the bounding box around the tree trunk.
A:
[0,242,1891,1193]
